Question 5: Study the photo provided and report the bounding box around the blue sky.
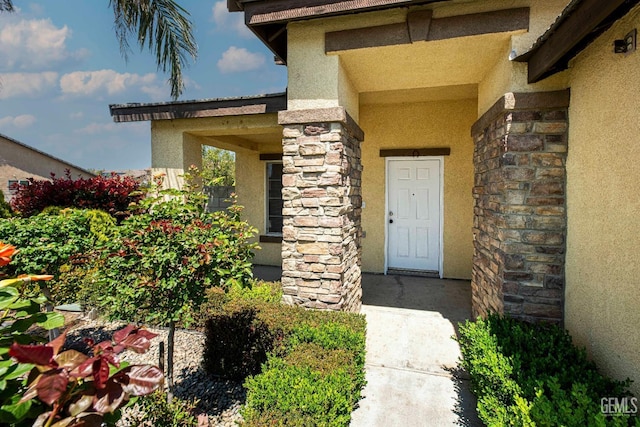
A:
[0,1,287,171]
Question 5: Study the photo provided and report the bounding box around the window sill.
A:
[259,235,282,243]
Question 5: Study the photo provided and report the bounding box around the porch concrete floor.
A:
[252,266,482,427]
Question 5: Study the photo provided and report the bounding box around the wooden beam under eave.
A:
[525,0,628,83]
[326,7,529,52]
[201,135,261,153]
[408,10,432,43]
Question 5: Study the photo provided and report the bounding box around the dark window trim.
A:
[259,153,281,161]
[259,235,283,243]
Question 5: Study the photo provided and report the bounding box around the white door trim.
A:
[384,156,444,278]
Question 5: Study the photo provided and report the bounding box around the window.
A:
[7,180,29,195]
[266,162,283,234]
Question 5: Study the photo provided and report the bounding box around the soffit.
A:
[339,32,514,93]
[187,128,283,153]
[360,83,477,105]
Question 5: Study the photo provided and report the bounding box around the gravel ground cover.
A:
[65,316,244,427]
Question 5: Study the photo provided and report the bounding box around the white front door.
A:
[387,158,441,272]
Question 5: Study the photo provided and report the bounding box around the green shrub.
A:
[127,391,198,427]
[0,209,117,305]
[202,295,366,427]
[203,306,276,380]
[457,315,638,426]
[201,292,366,426]
[0,191,13,218]
[227,280,283,304]
[243,356,355,427]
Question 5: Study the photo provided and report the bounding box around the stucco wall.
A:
[287,0,571,118]
[477,47,569,117]
[359,98,476,278]
[476,0,571,115]
[287,23,362,120]
[0,136,94,201]
[235,150,282,266]
[565,6,640,395]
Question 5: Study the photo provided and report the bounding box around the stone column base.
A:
[278,107,364,312]
[472,90,569,323]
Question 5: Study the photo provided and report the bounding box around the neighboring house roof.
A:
[110,92,287,122]
[515,0,640,83]
[0,132,95,177]
[227,0,444,63]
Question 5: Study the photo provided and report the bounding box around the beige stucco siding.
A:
[235,150,282,266]
[565,6,640,395]
[150,115,283,267]
[288,0,571,118]
[477,45,569,117]
[476,0,571,115]
[0,135,94,201]
[359,98,476,278]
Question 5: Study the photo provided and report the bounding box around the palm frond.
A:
[0,0,14,12]
[110,0,197,100]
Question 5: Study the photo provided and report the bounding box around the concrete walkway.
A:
[253,266,482,426]
[350,274,482,427]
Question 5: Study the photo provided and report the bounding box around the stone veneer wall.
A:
[471,90,569,323]
[278,107,364,312]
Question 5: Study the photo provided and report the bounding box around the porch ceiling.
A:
[338,32,514,94]
[188,127,283,153]
[360,83,477,105]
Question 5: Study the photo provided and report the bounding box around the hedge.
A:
[202,290,366,427]
[457,314,639,426]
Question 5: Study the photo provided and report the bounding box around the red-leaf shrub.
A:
[10,171,145,220]
[8,326,163,425]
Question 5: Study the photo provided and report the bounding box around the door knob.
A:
[389,219,394,224]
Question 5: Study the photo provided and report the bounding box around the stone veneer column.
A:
[471,90,569,323]
[278,107,364,312]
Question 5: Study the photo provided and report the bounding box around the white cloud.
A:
[0,114,36,129]
[212,1,251,38]
[75,122,120,135]
[75,121,146,135]
[0,17,85,71]
[0,72,58,99]
[140,84,170,101]
[60,70,158,96]
[70,111,84,119]
[217,47,265,73]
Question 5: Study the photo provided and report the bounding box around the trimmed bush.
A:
[10,172,143,220]
[243,355,356,427]
[202,293,366,427]
[457,314,638,426]
[203,306,275,380]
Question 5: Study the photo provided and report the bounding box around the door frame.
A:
[384,156,444,278]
